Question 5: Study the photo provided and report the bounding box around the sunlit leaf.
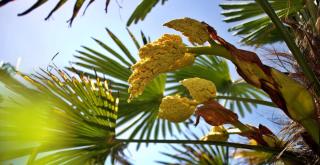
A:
[0,67,129,164]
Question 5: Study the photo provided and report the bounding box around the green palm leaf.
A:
[127,0,169,26]
[0,0,112,26]
[220,0,304,46]
[0,67,128,164]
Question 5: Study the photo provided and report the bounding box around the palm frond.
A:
[0,0,112,26]
[127,0,169,26]
[0,67,129,164]
[220,0,304,46]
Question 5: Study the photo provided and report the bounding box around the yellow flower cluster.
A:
[181,77,217,103]
[128,34,195,100]
[158,95,197,123]
[164,17,210,45]
[201,125,229,141]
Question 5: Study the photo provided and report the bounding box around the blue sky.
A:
[0,0,288,164]
[0,0,240,72]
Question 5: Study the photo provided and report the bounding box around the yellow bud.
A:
[262,135,277,147]
[210,125,226,132]
[158,95,197,123]
[164,17,210,45]
[181,77,216,103]
[248,139,258,146]
[201,125,229,142]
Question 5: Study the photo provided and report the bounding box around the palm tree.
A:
[1,0,319,164]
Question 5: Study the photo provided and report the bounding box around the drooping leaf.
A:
[105,0,111,13]
[67,0,85,26]
[17,0,48,16]
[45,0,68,20]
[0,0,14,7]
[83,0,94,15]
[127,0,169,26]
[0,0,112,26]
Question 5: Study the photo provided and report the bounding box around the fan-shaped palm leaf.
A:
[0,0,112,26]
[0,67,129,164]
[220,0,305,46]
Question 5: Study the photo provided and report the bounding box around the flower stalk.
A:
[187,46,234,61]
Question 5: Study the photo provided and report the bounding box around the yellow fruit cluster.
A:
[158,95,197,123]
[128,34,195,100]
[164,17,210,45]
[181,77,217,103]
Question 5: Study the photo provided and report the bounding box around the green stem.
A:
[116,138,301,162]
[255,0,320,96]
[215,95,277,108]
[231,120,252,133]
[187,46,234,61]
